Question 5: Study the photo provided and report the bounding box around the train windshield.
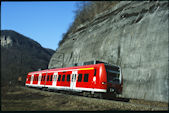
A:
[105,65,120,84]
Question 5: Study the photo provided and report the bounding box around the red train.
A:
[25,61,123,98]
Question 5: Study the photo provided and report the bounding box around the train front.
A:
[104,64,123,94]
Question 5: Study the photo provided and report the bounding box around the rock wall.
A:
[49,1,168,102]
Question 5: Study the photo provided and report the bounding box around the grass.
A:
[1,85,168,111]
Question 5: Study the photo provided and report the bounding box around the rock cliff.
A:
[48,1,168,102]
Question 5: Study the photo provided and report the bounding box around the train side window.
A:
[37,75,39,81]
[44,76,46,81]
[94,69,96,76]
[47,75,50,81]
[35,75,38,81]
[62,75,65,81]
[58,75,61,81]
[43,76,45,81]
[50,75,53,81]
[67,74,70,81]
[78,74,82,82]
[33,76,35,81]
[34,75,36,81]
[41,76,43,81]
[84,74,89,82]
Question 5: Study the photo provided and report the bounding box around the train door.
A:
[52,72,58,87]
[38,73,42,86]
[30,74,34,85]
[70,71,78,90]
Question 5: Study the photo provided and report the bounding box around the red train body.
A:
[25,63,123,96]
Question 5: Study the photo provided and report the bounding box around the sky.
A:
[1,1,78,50]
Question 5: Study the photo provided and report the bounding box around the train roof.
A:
[28,63,104,74]
[66,60,119,67]
[28,60,120,74]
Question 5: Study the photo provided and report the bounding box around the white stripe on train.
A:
[25,84,106,93]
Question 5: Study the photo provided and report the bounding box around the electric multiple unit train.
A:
[25,61,123,98]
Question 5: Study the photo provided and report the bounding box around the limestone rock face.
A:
[1,35,13,47]
[48,1,168,102]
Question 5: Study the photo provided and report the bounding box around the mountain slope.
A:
[1,30,55,85]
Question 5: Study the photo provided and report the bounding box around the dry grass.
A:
[1,85,168,111]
